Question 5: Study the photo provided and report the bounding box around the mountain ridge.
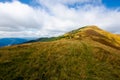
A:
[0,25,120,80]
[26,25,120,50]
[63,25,120,50]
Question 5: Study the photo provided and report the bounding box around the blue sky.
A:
[0,0,120,38]
[102,0,120,8]
[1,0,120,9]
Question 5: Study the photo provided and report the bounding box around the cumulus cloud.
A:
[0,0,120,38]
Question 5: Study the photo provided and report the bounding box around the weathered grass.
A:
[0,40,120,80]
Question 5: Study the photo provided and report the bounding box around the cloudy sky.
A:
[0,0,120,38]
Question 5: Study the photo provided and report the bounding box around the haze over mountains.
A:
[0,25,120,80]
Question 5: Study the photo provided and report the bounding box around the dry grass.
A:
[0,39,120,80]
[0,26,120,80]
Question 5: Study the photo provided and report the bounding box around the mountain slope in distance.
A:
[0,25,120,80]
[0,38,28,47]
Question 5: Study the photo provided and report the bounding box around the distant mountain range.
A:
[0,38,35,47]
[0,25,120,80]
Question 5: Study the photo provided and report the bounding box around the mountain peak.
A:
[64,25,101,36]
[25,25,120,50]
[63,25,120,50]
[83,25,99,28]
[78,25,102,31]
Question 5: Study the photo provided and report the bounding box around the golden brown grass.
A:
[0,39,120,80]
[0,26,120,80]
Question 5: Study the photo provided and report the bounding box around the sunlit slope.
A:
[63,25,120,50]
[0,25,120,80]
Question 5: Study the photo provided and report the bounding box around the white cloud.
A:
[0,0,120,38]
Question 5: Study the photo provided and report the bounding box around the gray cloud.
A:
[0,0,120,38]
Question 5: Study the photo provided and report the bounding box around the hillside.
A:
[63,25,120,50]
[0,25,120,80]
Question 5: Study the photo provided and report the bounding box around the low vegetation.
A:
[0,26,120,80]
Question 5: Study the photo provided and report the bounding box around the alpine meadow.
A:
[0,0,120,80]
[0,26,120,80]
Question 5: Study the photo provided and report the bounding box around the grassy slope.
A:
[0,26,120,80]
[63,25,120,50]
[0,39,120,80]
